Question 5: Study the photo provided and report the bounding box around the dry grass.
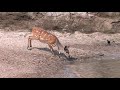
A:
[0,12,120,34]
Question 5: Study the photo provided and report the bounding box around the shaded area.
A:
[29,47,78,61]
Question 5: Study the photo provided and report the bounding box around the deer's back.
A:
[32,27,57,45]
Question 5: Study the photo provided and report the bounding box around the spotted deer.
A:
[25,27,70,57]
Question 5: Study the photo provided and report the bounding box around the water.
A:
[53,53,120,78]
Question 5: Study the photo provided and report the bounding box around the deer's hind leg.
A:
[27,36,37,50]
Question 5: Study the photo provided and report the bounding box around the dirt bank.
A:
[0,31,120,78]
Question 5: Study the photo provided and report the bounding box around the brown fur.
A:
[26,27,70,56]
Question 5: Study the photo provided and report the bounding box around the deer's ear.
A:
[64,46,70,49]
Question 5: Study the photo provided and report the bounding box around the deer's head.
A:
[64,46,70,57]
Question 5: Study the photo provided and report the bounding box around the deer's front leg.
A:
[48,44,55,55]
[27,36,32,50]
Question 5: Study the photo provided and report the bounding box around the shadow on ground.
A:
[29,47,78,61]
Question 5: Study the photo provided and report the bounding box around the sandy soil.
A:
[0,30,120,78]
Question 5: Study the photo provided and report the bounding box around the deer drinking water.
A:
[25,27,70,58]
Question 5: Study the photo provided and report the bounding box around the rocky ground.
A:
[0,30,120,78]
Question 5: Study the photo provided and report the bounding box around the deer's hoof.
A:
[27,47,32,50]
